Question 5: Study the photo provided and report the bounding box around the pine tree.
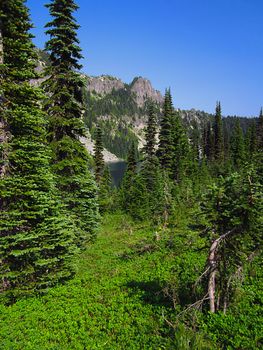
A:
[0,0,76,299]
[43,0,98,243]
[120,142,144,218]
[230,119,245,169]
[126,141,137,174]
[170,109,190,181]
[158,89,173,172]
[245,121,257,158]
[203,121,214,161]
[98,166,113,212]
[93,125,104,183]
[143,103,157,159]
[257,108,263,151]
[213,101,224,161]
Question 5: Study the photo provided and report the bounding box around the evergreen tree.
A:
[0,0,76,299]
[170,108,190,181]
[190,120,200,163]
[43,0,98,243]
[120,142,146,218]
[203,121,214,161]
[143,103,157,159]
[158,89,173,172]
[98,166,113,212]
[257,107,263,151]
[126,141,137,174]
[93,125,104,183]
[230,119,245,169]
[213,102,224,161]
[245,122,257,158]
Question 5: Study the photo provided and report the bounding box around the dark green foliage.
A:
[202,255,263,349]
[213,101,224,161]
[245,121,257,158]
[230,119,245,169]
[202,121,214,161]
[93,125,104,183]
[257,107,263,150]
[0,0,76,299]
[170,109,190,181]
[98,166,114,212]
[126,141,137,173]
[140,158,173,224]
[120,143,147,219]
[143,103,157,158]
[158,89,173,172]
[43,0,99,243]
[201,167,262,312]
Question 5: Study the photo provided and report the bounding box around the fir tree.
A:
[93,125,104,183]
[170,109,190,181]
[257,107,263,151]
[126,141,137,174]
[158,89,173,172]
[230,119,245,169]
[122,146,152,221]
[0,0,76,299]
[203,121,214,161]
[98,166,113,212]
[213,102,224,161]
[43,0,98,243]
[245,121,257,158]
[143,103,157,159]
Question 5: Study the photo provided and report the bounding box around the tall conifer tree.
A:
[0,0,76,299]
[230,119,245,169]
[213,101,224,161]
[203,121,214,161]
[144,103,157,159]
[257,107,263,151]
[43,0,98,243]
[245,121,257,157]
[93,125,104,183]
[170,109,190,181]
[158,89,173,172]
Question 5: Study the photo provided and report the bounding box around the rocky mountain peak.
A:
[130,76,164,107]
[86,75,164,107]
[86,75,125,95]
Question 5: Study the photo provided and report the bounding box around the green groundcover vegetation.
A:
[0,213,262,349]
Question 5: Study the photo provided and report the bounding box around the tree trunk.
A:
[207,229,236,313]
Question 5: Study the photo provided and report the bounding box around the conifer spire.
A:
[144,103,157,159]
[214,101,224,161]
[158,88,173,171]
[44,0,99,243]
[0,0,76,299]
[94,125,104,183]
[257,107,263,151]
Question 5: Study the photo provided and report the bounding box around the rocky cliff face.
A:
[85,75,164,107]
[86,75,125,95]
[130,77,164,107]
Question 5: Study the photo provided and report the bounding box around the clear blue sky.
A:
[27,0,263,117]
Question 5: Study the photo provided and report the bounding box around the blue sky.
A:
[27,0,263,116]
